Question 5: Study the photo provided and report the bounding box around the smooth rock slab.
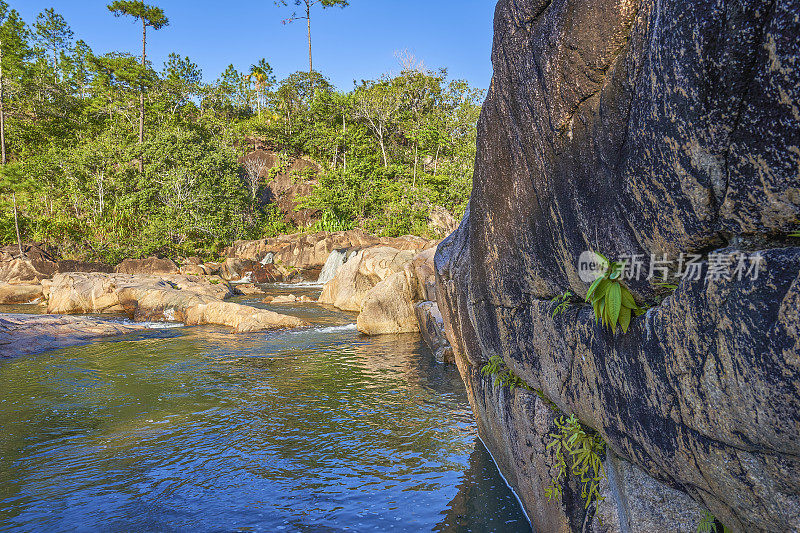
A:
[0,283,43,304]
[0,313,149,358]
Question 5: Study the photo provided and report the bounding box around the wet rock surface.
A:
[0,313,149,358]
[435,0,800,530]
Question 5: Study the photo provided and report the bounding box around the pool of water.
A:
[0,286,530,532]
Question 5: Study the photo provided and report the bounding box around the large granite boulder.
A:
[0,282,44,304]
[356,270,419,334]
[318,246,419,312]
[0,259,52,283]
[435,0,800,531]
[355,246,447,337]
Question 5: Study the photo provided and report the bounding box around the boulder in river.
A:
[0,282,44,304]
[434,0,800,530]
[0,313,149,358]
[356,271,419,335]
[46,272,307,332]
[183,301,306,332]
[318,246,419,312]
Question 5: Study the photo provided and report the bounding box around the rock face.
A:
[0,313,149,358]
[435,0,800,531]
[46,272,307,332]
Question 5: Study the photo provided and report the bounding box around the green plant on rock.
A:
[585,253,644,333]
[545,414,606,510]
[551,290,574,318]
[697,510,731,533]
[480,355,533,392]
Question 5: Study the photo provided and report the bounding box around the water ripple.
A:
[0,298,529,532]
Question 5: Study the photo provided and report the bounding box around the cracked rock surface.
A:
[435,0,800,531]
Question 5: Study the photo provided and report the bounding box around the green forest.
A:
[0,1,483,262]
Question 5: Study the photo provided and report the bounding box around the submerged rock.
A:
[435,0,800,530]
[0,313,149,358]
[262,294,313,304]
[235,283,265,296]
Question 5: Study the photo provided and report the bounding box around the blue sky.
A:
[14,1,496,90]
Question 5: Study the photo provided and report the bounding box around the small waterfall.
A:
[317,249,349,284]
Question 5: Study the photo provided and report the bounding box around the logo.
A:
[577,251,607,283]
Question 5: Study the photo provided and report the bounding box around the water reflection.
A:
[0,288,528,532]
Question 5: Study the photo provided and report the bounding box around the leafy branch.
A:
[545,414,606,510]
[550,290,574,318]
[480,355,533,392]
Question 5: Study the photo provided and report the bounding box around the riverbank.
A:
[1,230,452,360]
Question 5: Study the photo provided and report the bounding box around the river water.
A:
[0,285,529,532]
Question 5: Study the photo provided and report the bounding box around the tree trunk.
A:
[307,4,312,73]
[434,143,440,176]
[379,135,388,167]
[342,115,347,172]
[413,141,418,187]
[12,192,22,256]
[0,42,6,166]
[138,20,146,173]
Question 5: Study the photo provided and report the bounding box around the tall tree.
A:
[275,0,348,73]
[247,59,275,118]
[353,78,401,168]
[0,1,29,166]
[107,0,168,171]
[162,53,202,116]
[33,8,73,81]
